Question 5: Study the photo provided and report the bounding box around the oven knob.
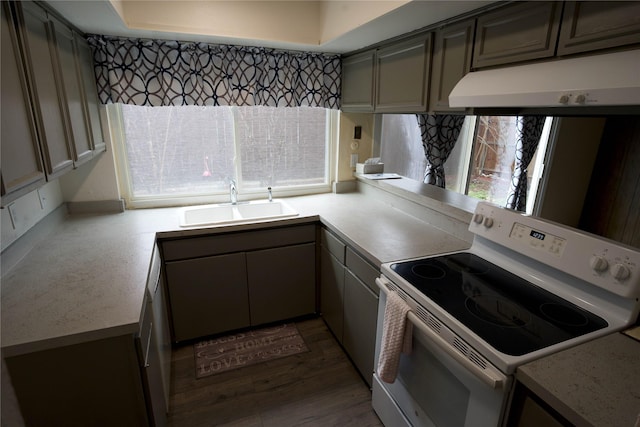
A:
[483,217,494,228]
[589,255,609,272]
[611,263,630,281]
[474,214,484,224]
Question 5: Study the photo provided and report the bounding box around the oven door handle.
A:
[377,277,506,390]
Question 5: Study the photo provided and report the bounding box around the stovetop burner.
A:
[391,253,608,356]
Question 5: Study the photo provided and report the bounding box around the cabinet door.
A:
[429,19,475,112]
[1,3,45,203]
[473,2,562,68]
[557,2,640,56]
[246,243,316,326]
[376,33,432,113]
[343,269,378,386]
[165,253,250,342]
[74,32,106,154]
[49,15,93,165]
[341,50,376,112]
[320,246,345,342]
[16,2,74,179]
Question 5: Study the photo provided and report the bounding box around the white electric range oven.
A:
[372,202,640,427]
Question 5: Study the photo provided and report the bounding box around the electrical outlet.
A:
[350,153,358,167]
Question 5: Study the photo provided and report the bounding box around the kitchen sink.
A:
[179,200,298,227]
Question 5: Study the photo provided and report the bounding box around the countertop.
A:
[1,190,472,357]
[516,331,640,427]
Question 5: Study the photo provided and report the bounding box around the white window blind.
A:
[115,105,332,207]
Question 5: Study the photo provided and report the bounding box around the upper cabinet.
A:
[0,3,46,203]
[557,1,640,56]
[375,33,432,113]
[16,1,75,179]
[341,50,376,112]
[341,34,432,114]
[472,1,563,68]
[429,19,475,112]
[74,33,106,154]
[1,1,105,206]
[49,14,94,166]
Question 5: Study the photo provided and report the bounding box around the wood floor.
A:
[167,317,383,427]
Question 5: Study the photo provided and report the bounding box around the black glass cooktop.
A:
[391,252,608,356]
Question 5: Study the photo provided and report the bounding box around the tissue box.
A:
[356,163,384,174]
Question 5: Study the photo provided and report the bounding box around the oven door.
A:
[373,276,512,427]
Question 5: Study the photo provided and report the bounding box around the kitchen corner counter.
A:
[1,190,472,358]
[516,332,640,427]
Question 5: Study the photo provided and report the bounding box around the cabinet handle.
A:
[143,322,153,368]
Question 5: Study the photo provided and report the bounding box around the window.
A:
[109,105,336,208]
[379,115,554,214]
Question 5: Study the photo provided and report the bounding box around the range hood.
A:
[449,49,640,114]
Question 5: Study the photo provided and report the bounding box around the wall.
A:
[580,116,640,247]
[337,112,375,184]
[1,181,64,253]
[58,108,121,204]
[538,117,606,227]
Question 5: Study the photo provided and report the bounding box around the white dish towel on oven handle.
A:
[378,287,413,383]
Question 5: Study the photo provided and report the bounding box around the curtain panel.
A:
[417,114,466,188]
[506,116,546,211]
[87,35,341,109]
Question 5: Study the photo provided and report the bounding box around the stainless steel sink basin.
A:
[179,200,298,227]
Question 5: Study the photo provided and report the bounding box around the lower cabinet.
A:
[4,245,169,427]
[162,224,317,343]
[319,227,379,386]
[343,269,378,386]
[247,243,316,325]
[166,253,250,342]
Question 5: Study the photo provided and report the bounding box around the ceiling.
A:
[44,0,495,53]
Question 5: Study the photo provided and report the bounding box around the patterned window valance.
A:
[87,35,341,109]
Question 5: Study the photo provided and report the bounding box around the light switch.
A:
[350,154,358,167]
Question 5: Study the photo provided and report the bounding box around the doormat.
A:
[194,323,308,379]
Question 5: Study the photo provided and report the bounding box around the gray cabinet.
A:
[162,224,316,342]
[473,1,562,68]
[319,228,379,386]
[343,267,378,387]
[5,335,150,426]
[557,1,640,56]
[247,243,316,325]
[49,14,94,166]
[429,19,475,112]
[1,1,104,205]
[320,229,346,339]
[166,253,250,342]
[375,33,432,113]
[74,32,106,154]
[0,2,46,204]
[341,50,376,112]
[5,245,169,427]
[16,1,74,179]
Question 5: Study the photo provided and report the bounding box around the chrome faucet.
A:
[268,186,273,202]
[229,179,238,204]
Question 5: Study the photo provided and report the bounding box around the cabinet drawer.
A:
[162,224,316,261]
[345,247,379,295]
[320,228,346,263]
[473,1,562,68]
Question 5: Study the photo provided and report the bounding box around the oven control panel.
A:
[470,202,640,299]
